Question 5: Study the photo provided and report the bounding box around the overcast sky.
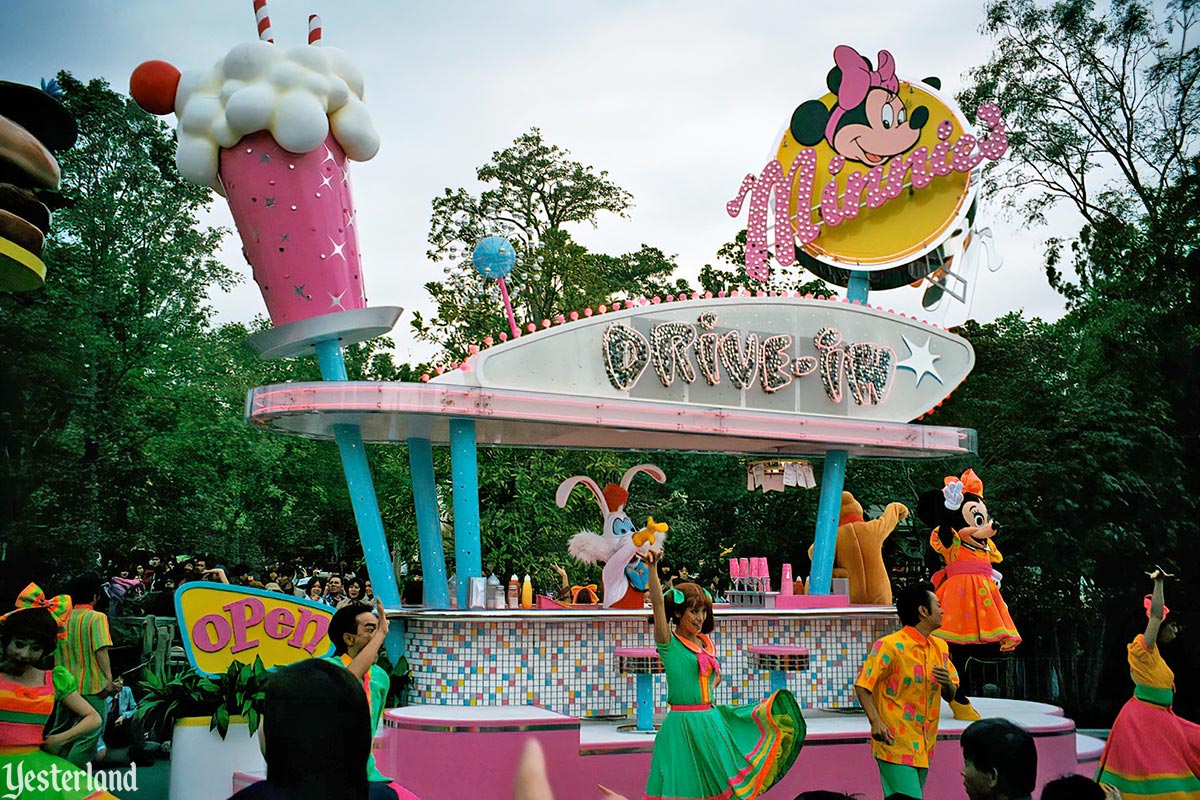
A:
[6,0,1076,364]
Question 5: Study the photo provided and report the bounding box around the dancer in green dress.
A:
[643,551,804,800]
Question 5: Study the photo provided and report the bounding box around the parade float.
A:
[130,11,1100,798]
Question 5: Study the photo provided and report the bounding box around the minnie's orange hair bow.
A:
[944,468,983,497]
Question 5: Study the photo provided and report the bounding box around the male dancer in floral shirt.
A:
[855,582,959,799]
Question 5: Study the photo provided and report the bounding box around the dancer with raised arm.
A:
[1096,567,1200,799]
[642,550,804,800]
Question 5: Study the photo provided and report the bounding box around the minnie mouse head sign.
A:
[728,45,1008,282]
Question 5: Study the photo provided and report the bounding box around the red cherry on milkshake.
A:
[130,60,181,116]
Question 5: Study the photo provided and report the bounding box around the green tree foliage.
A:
[0,74,234,565]
[962,0,1199,296]
[413,128,687,361]
[0,75,401,573]
[699,230,834,297]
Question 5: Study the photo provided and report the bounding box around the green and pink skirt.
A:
[643,689,804,800]
[1096,686,1200,800]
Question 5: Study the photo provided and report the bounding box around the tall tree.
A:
[414,128,686,360]
[0,74,235,565]
[962,0,1199,299]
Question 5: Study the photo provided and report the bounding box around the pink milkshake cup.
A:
[219,131,364,326]
[131,14,381,330]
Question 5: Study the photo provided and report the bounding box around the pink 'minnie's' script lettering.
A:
[727,103,1008,282]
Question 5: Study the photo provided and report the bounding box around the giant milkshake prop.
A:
[130,8,414,646]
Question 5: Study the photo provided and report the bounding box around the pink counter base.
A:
[220,131,367,327]
[378,699,1094,800]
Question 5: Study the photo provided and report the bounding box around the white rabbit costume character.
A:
[559,465,668,609]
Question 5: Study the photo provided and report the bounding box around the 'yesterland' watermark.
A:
[2,761,138,798]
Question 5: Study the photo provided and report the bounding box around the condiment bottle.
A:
[487,573,502,609]
[521,574,533,609]
[780,564,793,595]
[507,574,519,609]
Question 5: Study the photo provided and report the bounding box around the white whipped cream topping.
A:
[173,41,380,192]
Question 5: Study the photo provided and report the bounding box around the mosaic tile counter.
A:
[396,607,897,718]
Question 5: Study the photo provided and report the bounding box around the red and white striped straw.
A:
[253,0,274,43]
[308,14,323,45]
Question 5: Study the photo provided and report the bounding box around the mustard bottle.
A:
[521,573,533,609]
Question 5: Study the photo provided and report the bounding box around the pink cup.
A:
[738,558,750,580]
[220,131,367,327]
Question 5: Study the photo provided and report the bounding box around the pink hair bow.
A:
[697,649,721,679]
[1144,595,1170,621]
[825,46,900,145]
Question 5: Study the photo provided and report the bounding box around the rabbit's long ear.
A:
[556,476,609,513]
[620,464,666,490]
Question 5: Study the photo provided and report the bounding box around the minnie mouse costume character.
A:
[790,45,933,166]
[917,469,1020,720]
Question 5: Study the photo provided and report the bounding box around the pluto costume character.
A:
[560,465,667,609]
[808,491,908,605]
[918,468,1020,720]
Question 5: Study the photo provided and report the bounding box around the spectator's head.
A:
[961,718,1038,800]
[664,582,715,634]
[364,580,373,598]
[328,603,377,657]
[1040,775,1105,800]
[895,581,941,629]
[344,577,364,602]
[0,606,59,672]
[401,577,423,606]
[279,576,294,593]
[326,575,344,597]
[194,557,207,572]
[261,659,370,800]
[233,564,253,584]
[305,579,323,601]
[264,582,283,593]
[162,574,178,592]
[65,574,103,606]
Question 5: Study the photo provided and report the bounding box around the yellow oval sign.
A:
[727,45,1008,284]
[778,82,972,268]
[176,584,334,675]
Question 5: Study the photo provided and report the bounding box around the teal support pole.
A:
[313,338,405,658]
[634,674,656,731]
[448,419,482,609]
[810,452,847,595]
[810,271,871,596]
[407,437,449,608]
[768,670,787,696]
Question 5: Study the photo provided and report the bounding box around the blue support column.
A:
[313,339,404,658]
[810,271,871,596]
[407,437,449,608]
[448,419,482,609]
[810,452,847,595]
[768,670,788,696]
[635,673,656,732]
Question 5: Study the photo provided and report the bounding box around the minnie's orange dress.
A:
[929,531,1020,650]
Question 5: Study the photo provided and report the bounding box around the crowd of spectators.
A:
[98,553,380,618]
